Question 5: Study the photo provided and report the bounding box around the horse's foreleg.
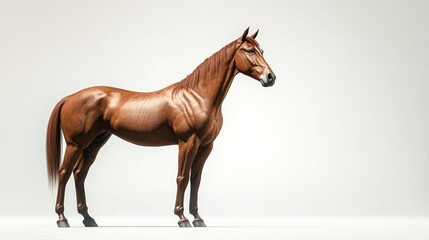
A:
[189,142,213,227]
[55,144,82,227]
[174,135,200,227]
[73,132,111,227]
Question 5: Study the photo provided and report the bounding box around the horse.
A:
[46,28,276,228]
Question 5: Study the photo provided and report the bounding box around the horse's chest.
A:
[172,109,222,145]
[170,90,223,144]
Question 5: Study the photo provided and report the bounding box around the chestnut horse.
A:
[46,28,276,228]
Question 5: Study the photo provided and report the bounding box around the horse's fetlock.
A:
[77,204,88,213]
[190,207,199,215]
[174,206,184,215]
[55,204,64,214]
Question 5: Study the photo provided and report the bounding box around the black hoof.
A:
[192,219,207,227]
[57,220,70,228]
[83,218,98,227]
[178,219,192,228]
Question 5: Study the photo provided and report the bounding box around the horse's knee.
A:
[176,175,184,184]
[176,175,190,187]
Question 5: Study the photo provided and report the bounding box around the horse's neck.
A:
[180,41,239,111]
[201,59,237,110]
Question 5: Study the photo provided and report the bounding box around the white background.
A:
[0,0,428,226]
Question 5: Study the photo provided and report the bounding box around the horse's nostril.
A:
[267,73,274,81]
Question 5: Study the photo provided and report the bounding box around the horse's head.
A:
[234,28,276,87]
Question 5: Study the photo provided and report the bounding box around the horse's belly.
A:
[110,124,178,146]
[106,96,178,146]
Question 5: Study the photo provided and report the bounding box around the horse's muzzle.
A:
[260,72,276,87]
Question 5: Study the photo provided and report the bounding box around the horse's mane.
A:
[178,40,239,89]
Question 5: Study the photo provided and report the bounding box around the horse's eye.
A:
[247,49,255,55]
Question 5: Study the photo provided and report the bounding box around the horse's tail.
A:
[46,97,67,187]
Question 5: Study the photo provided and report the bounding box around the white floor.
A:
[1,217,429,240]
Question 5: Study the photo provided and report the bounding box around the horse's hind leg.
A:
[73,131,111,227]
[72,152,98,227]
[55,144,82,227]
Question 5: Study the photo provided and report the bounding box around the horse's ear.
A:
[250,29,259,39]
[241,27,250,42]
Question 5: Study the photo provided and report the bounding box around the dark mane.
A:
[178,40,238,89]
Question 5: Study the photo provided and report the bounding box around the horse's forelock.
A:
[245,37,262,50]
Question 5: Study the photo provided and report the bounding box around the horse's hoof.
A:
[57,220,70,228]
[83,218,98,227]
[178,219,192,227]
[192,219,207,227]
